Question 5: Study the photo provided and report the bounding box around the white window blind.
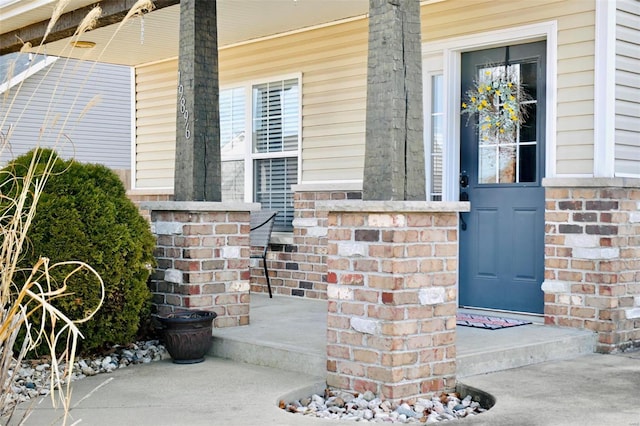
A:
[219,77,300,230]
[430,74,444,201]
[254,157,298,230]
[252,79,299,154]
[220,87,246,201]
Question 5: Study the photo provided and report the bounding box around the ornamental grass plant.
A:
[0,1,155,424]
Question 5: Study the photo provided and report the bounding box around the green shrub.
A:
[2,149,156,354]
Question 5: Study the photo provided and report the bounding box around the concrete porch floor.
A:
[210,293,597,379]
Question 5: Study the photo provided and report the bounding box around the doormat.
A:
[456,313,532,330]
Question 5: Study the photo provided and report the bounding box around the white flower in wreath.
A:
[461,67,532,141]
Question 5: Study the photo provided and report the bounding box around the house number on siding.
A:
[177,72,191,140]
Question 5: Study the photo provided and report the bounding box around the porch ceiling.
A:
[1,0,369,66]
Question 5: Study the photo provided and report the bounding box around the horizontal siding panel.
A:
[556,115,594,132]
[303,110,365,128]
[303,168,362,182]
[616,39,639,58]
[616,144,639,161]
[136,114,176,128]
[617,129,640,146]
[557,70,594,87]
[615,115,640,132]
[616,55,640,73]
[304,134,364,149]
[556,159,593,174]
[557,10,596,31]
[303,122,365,138]
[136,158,175,169]
[304,87,365,106]
[303,65,365,84]
[304,145,364,159]
[616,85,640,103]
[135,177,174,188]
[304,76,365,95]
[615,159,640,177]
[558,41,595,59]
[136,126,176,138]
[303,156,363,171]
[557,100,594,117]
[136,87,178,102]
[617,100,640,117]
[557,26,595,44]
[136,144,175,155]
[616,69,640,88]
[558,56,594,75]
[304,98,366,116]
[557,86,595,103]
[557,145,594,160]
[617,0,640,16]
[556,129,593,145]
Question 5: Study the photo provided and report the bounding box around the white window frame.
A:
[220,73,302,223]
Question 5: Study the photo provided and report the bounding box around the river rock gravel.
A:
[282,388,488,423]
[6,340,169,408]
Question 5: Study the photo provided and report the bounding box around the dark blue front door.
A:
[459,42,546,314]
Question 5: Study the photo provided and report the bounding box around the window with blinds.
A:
[219,77,300,231]
[252,78,299,231]
[220,87,246,201]
[254,157,298,230]
[430,74,443,201]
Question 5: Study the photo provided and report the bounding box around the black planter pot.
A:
[156,310,216,364]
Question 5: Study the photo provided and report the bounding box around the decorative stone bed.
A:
[280,383,495,423]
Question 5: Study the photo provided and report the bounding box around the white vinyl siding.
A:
[1,57,131,169]
[134,59,177,189]
[615,0,640,177]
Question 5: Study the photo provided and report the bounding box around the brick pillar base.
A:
[143,201,259,328]
[319,200,468,403]
[543,178,640,353]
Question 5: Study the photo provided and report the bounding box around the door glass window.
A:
[477,63,537,184]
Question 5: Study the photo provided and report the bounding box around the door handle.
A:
[460,171,469,188]
[459,191,468,231]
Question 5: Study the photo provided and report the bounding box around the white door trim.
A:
[593,0,616,178]
[422,21,558,201]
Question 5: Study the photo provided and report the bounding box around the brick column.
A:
[319,200,468,403]
[142,201,259,328]
[543,178,640,353]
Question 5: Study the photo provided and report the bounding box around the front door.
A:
[459,41,546,314]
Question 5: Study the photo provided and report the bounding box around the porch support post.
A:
[363,0,425,201]
[321,201,469,403]
[174,0,221,201]
[142,201,260,327]
[543,178,640,353]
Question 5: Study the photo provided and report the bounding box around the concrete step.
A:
[209,294,597,379]
[456,323,597,378]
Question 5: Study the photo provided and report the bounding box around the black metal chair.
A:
[250,210,278,298]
